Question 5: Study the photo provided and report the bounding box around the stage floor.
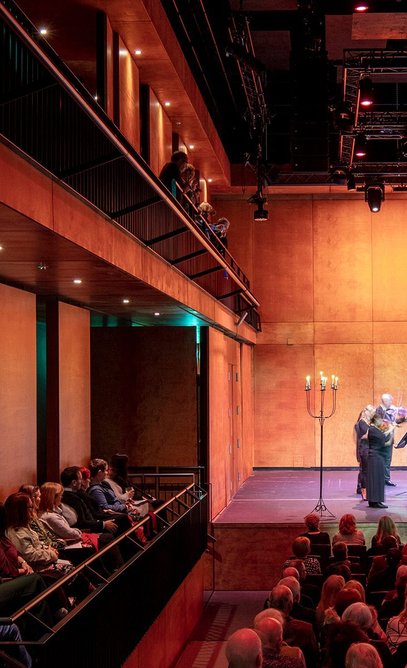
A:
[214,469,407,526]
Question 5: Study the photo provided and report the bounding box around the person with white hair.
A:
[254,616,305,668]
[376,393,407,486]
[278,577,316,628]
[341,602,373,631]
[345,642,383,668]
[225,628,262,668]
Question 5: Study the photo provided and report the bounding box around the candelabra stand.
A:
[305,373,338,518]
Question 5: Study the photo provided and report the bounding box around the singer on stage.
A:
[376,393,407,486]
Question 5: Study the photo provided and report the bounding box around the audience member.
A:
[159,150,188,200]
[316,575,345,628]
[267,584,318,667]
[39,482,83,542]
[225,628,262,668]
[0,623,33,668]
[211,217,230,255]
[332,514,365,546]
[107,454,149,518]
[371,516,401,551]
[324,622,369,668]
[325,543,353,577]
[379,568,407,619]
[88,459,129,514]
[284,537,321,575]
[343,580,366,603]
[181,163,200,216]
[345,642,383,668]
[367,547,400,592]
[278,577,316,628]
[300,513,330,546]
[19,484,65,550]
[386,594,407,654]
[255,616,305,668]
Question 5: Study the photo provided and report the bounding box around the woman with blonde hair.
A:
[39,483,82,542]
[345,642,383,668]
[371,516,401,550]
[316,574,345,627]
[355,404,376,499]
[333,514,365,545]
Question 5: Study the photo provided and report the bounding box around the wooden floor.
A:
[213,469,407,528]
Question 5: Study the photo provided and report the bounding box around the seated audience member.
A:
[316,575,345,628]
[278,576,316,628]
[367,535,399,572]
[180,163,200,216]
[255,616,305,668]
[325,563,352,583]
[342,603,373,635]
[39,482,83,543]
[343,580,366,603]
[253,609,305,666]
[197,201,216,238]
[284,537,321,575]
[367,547,400,592]
[332,514,365,546]
[211,217,230,255]
[386,594,407,654]
[324,590,362,629]
[345,642,383,668]
[0,622,33,668]
[106,454,149,518]
[324,622,369,668]
[379,568,407,619]
[301,513,331,546]
[19,484,65,550]
[5,493,61,572]
[371,516,401,551]
[159,150,188,200]
[225,628,262,668]
[267,584,319,667]
[325,543,353,577]
[281,567,314,609]
[88,459,129,513]
[284,559,320,606]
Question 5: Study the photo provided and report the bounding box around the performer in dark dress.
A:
[367,413,396,508]
[354,404,375,500]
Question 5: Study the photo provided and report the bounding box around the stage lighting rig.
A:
[365,182,384,213]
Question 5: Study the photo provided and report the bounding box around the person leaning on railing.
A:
[159,150,188,200]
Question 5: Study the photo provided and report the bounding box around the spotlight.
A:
[354,133,367,158]
[331,167,347,185]
[335,102,354,133]
[254,205,269,222]
[359,76,374,107]
[354,2,369,11]
[365,183,384,213]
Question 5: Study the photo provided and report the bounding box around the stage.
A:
[207,469,407,590]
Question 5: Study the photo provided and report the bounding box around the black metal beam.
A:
[145,227,188,246]
[58,153,122,179]
[189,266,222,280]
[110,195,161,219]
[171,249,208,265]
[218,289,243,300]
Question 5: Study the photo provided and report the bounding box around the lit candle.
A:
[335,376,339,389]
[305,375,311,391]
[321,376,327,391]
[331,374,335,389]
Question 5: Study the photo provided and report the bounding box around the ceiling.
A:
[163,0,407,186]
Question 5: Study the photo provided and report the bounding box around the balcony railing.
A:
[0,0,261,331]
[0,482,208,668]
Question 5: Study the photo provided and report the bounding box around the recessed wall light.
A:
[164,101,171,107]
[0,245,3,251]
[208,178,213,183]
[119,49,128,57]
[39,27,48,35]
[122,299,130,304]
[134,49,142,56]
[73,278,82,285]
[189,144,194,150]
[154,312,160,317]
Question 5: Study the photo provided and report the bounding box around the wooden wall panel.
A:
[208,328,254,519]
[149,88,173,176]
[214,194,407,468]
[0,284,36,495]
[123,558,204,668]
[252,199,314,323]
[118,39,140,151]
[91,327,197,466]
[58,303,91,470]
[313,200,372,322]
[105,17,115,120]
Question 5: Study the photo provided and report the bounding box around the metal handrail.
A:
[0,0,261,327]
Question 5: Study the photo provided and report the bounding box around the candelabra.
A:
[305,372,339,518]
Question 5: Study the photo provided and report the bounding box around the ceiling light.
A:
[359,77,374,107]
[254,205,269,222]
[39,27,48,35]
[354,3,369,11]
[208,178,213,183]
[365,184,384,213]
[119,49,128,57]
[0,245,3,251]
[354,133,367,158]
[164,101,171,107]
[134,49,142,56]
[189,144,194,150]
[154,312,160,316]
[73,278,82,284]
[122,299,130,304]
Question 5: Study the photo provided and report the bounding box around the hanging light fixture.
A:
[365,183,384,213]
[359,77,374,107]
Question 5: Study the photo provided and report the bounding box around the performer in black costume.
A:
[367,413,397,508]
[354,404,375,500]
[376,393,407,486]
